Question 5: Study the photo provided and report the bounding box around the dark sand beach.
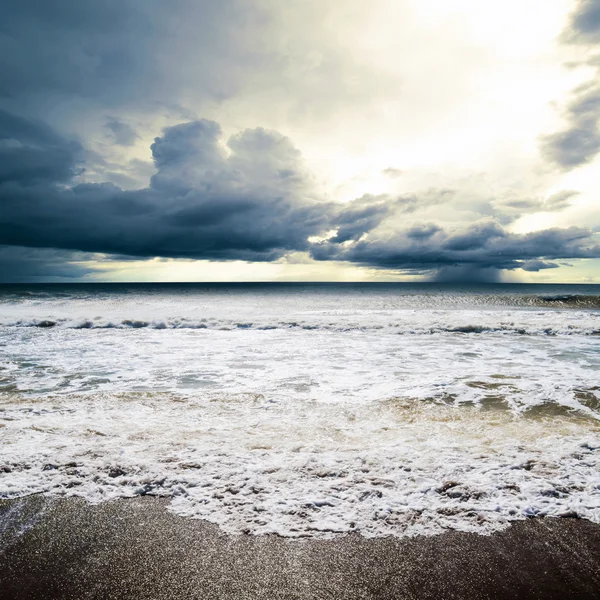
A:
[1,497,599,600]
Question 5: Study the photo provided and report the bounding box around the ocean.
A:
[0,283,599,538]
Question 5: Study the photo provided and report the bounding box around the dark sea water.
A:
[1,283,599,537]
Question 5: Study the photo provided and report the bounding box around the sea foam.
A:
[1,284,599,537]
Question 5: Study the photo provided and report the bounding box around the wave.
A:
[533,294,600,308]
[2,317,599,336]
[1,394,599,538]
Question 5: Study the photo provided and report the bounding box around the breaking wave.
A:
[1,393,599,538]
[1,283,599,538]
[2,317,599,336]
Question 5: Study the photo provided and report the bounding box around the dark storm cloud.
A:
[0,0,158,107]
[327,195,402,243]
[0,109,83,184]
[520,259,561,272]
[0,246,96,282]
[541,0,600,169]
[0,110,389,264]
[310,220,600,273]
[0,109,598,281]
[432,265,505,283]
[0,0,270,114]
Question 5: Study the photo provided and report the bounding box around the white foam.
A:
[1,286,599,538]
[1,325,599,412]
[0,393,599,537]
[1,286,599,335]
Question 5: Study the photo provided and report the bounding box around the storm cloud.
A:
[0,110,83,185]
[0,109,391,263]
[310,220,600,274]
[0,0,275,114]
[0,1,599,281]
[0,105,599,280]
[0,246,96,282]
[541,0,600,169]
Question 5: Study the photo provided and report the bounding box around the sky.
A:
[0,0,599,282]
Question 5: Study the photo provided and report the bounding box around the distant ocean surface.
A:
[1,283,599,537]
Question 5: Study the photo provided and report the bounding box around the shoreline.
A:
[1,496,600,599]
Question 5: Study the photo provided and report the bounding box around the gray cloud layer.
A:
[541,0,600,169]
[311,220,599,272]
[105,118,140,146]
[0,108,598,280]
[1,2,599,281]
[0,246,96,282]
[0,0,271,114]
[0,109,390,264]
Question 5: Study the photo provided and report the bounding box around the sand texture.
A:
[1,496,600,599]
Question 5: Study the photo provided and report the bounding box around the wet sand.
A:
[1,496,600,599]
